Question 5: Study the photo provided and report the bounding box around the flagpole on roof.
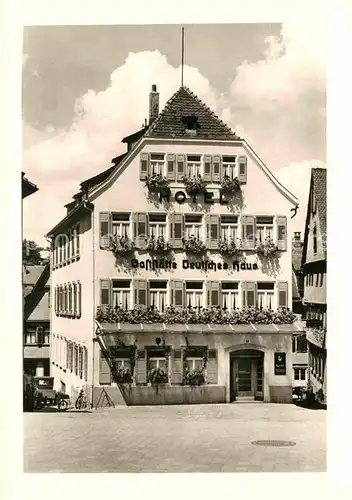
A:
[181,26,185,87]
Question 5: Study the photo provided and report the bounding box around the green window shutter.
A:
[99,351,111,385]
[207,281,221,308]
[170,213,184,249]
[99,212,111,249]
[278,281,288,308]
[134,280,149,307]
[166,153,176,181]
[140,152,149,180]
[170,280,185,309]
[277,216,287,251]
[135,349,147,384]
[238,155,247,184]
[207,349,218,384]
[133,212,148,249]
[171,349,183,384]
[176,154,185,181]
[206,214,220,250]
[203,155,212,182]
[100,279,112,311]
[242,215,256,249]
[212,155,221,182]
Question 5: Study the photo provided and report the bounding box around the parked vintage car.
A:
[32,376,70,411]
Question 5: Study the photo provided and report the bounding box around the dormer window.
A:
[182,115,200,136]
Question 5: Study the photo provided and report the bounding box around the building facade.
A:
[48,85,302,406]
[23,264,50,377]
[301,168,327,404]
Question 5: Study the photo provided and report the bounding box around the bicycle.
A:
[75,388,88,410]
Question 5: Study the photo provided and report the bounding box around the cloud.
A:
[23,23,326,244]
[276,160,326,234]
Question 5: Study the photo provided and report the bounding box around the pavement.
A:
[24,403,326,473]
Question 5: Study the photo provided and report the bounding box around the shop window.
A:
[112,279,131,310]
[150,153,165,176]
[149,280,167,312]
[185,281,204,309]
[185,214,202,239]
[149,213,167,238]
[221,282,239,310]
[112,212,131,238]
[220,215,238,240]
[257,282,275,309]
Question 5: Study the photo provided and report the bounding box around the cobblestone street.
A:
[24,403,326,473]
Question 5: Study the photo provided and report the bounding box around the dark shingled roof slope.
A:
[80,153,127,190]
[145,86,239,140]
[312,168,327,252]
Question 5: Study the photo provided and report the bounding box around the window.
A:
[74,344,79,376]
[185,214,202,239]
[149,280,167,312]
[186,357,203,371]
[256,216,274,243]
[220,215,238,240]
[315,273,319,287]
[67,229,71,259]
[44,329,50,345]
[114,358,132,371]
[149,357,167,372]
[73,282,77,315]
[294,368,306,381]
[25,329,36,344]
[67,342,73,372]
[68,283,72,314]
[185,281,203,309]
[76,224,80,256]
[221,282,239,310]
[112,280,131,310]
[257,282,275,309]
[79,347,83,379]
[187,155,201,177]
[112,212,130,238]
[313,225,317,254]
[222,156,237,179]
[319,273,324,287]
[149,213,167,238]
[292,335,307,353]
[150,153,165,176]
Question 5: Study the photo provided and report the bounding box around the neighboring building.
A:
[23,264,50,377]
[47,85,302,406]
[291,232,308,388]
[22,172,38,199]
[301,168,327,404]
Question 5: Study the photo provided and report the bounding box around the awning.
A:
[97,322,301,336]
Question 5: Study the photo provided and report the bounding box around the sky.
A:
[22,23,326,246]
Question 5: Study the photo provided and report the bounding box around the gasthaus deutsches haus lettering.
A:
[47,84,303,406]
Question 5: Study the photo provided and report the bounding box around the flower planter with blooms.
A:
[183,236,207,256]
[221,175,241,193]
[182,175,208,196]
[146,235,172,254]
[145,174,170,193]
[255,237,279,257]
[148,368,168,385]
[96,305,296,325]
[218,238,242,257]
[112,367,133,384]
[183,369,206,386]
[109,235,136,256]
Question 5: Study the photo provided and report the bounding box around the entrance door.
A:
[236,358,253,397]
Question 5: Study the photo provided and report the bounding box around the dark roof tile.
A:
[145,86,239,141]
[312,168,327,251]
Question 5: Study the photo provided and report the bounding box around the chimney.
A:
[294,231,301,241]
[149,84,159,125]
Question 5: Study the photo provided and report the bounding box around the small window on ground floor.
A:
[294,368,306,381]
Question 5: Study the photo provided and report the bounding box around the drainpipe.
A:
[84,201,95,408]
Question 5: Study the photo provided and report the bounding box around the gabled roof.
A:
[22,172,38,198]
[24,263,50,322]
[22,265,45,286]
[145,86,239,140]
[80,153,127,190]
[302,167,327,264]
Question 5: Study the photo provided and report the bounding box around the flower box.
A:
[183,175,208,196]
[112,367,134,384]
[109,235,136,256]
[218,238,242,257]
[183,369,206,386]
[145,174,170,193]
[146,236,172,254]
[148,368,169,385]
[221,176,241,193]
[183,236,207,255]
[255,237,279,257]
